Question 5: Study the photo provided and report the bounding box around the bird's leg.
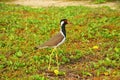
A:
[56,48,59,70]
[48,47,56,70]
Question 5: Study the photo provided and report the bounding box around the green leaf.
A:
[15,50,23,58]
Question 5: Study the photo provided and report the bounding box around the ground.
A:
[7,0,119,9]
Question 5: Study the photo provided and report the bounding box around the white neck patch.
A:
[60,30,65,37]
[60,21,64,26]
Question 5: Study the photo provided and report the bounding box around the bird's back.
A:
[36,32,65,49]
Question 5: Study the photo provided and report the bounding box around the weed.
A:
[31,75,47,80]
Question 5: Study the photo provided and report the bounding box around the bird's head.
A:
[60,19,68,26]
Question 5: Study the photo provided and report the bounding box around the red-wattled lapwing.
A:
[35,19,68,70]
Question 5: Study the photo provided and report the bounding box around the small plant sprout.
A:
[54,69,59,75]
[54,69,65,76]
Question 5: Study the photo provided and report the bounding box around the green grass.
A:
[0,3,120,80]
[0,0,15,2]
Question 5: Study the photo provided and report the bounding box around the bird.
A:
[34,19,69,70]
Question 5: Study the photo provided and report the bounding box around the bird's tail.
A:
[34,45,47,50]
[34,46,39,50]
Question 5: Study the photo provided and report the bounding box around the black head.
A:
[60,19,68,26]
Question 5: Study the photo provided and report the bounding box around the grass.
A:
[0,3,120,80]
[0,0,15,2]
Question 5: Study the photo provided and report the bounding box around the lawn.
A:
[0,3,120,80]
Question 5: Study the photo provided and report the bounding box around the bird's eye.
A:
[64,20,67,23]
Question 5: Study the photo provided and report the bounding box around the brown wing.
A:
[37,33,64,49]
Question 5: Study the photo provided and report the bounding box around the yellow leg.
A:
[56,49,59,70]
[48,47,56,70]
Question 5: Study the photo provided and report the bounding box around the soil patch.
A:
[6,0,119,9]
